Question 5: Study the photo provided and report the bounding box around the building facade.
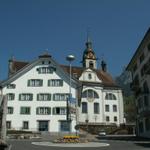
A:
[1,54,79,133]
[127,28,150,138]
[1,38,124,133]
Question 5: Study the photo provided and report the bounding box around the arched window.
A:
[82,89,99,99]
[82,102,88,113]
[89,61,94,68]
[105,93,116,100]
[88,73,92,80]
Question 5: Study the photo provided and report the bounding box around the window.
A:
[82,102,88,113]
[19,93,33,101]
[60,121,70,132]
[37,66,56,74]
[133,63,137,72]
[105,93,116,100]
[48,79,63,87]
[53,93,69,101]
[105,105,109,112]
[140,67,145,77]
[106,116,110,122]
[139,53,145,64]
[88,73,92,80]
[94,103,99,114]
[6,121,11,129]
[23,121,29,129]
[145,118,150,131]
[89,61,94,68]
[139,122,144,133]
[37,93,51,101]
[144,96,149,106]
[82,89,99,99]
[114,116,117,122]
[36,107,51,115]
[7,107,13,114]
[53,107,66,115]
[7,84,16,89]
[143,81,149,93]
[113,105,117,112]
[20,107,30,115]
[7,93,15,100]
[27,79,43,87]
[148,43,150,51]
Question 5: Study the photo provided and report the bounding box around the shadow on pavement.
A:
[135,142,150,148]
[96,135,150,142]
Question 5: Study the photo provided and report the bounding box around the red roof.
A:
[9,60,118,87]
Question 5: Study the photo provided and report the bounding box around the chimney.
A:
[8,56,15,77]
[101,60,107,72]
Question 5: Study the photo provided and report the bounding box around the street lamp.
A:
[66,55,75,132]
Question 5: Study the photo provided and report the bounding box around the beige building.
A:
[127,28,150,138]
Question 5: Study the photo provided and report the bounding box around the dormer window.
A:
[7,84,16,89]
[37,67,56,74]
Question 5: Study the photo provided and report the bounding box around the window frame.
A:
[27,79,43,87]
[7,93,15,101]
[82,102,88,113]
[19,93,33,101]
[20,107,31,115]
[105,105,109,112]
[94,102,100,114]
[7,107,14,114]
[48,79,63,87]
[22,121,29,129]
[36,107,51,115]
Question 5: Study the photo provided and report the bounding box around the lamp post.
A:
[66,55,75,132]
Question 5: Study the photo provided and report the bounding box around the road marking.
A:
[32,142,110,147]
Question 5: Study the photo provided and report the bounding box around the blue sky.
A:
[0,0,150,80]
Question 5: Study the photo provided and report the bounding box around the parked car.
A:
[98,130,106,136]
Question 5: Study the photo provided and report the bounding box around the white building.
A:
[62,38,124,129]
[0,38,124,133]
[1,54,80,133]
[127,28,150,138]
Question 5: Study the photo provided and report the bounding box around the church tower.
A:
[82,36,97,69]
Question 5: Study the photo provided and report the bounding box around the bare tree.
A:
[0,95,7,142]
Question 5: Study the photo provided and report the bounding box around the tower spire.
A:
[82,29,97,69]
[87,27,91,43]
[86,27,92,49]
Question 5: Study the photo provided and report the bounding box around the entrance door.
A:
[60,121,71,132]
[38,121,49,131]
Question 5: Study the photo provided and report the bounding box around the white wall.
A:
[4,61,77,132]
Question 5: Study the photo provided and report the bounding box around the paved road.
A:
[7,138,150,150]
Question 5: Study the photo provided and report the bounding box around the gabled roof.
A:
[4,54,119,88]
[60,65,118,87]
[1,55,80,88]
[12,60,29,72]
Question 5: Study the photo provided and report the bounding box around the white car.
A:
[98,130,106,136]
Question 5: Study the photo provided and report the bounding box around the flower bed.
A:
[54,135,81,143]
